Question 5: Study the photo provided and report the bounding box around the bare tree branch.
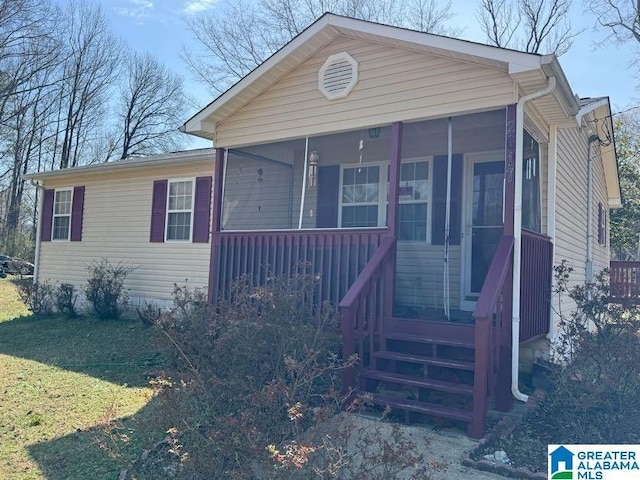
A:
[477,0,577,55]
[182,0,457,95]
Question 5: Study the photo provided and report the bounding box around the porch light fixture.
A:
[367,127,380,139]
[308,151,319,188]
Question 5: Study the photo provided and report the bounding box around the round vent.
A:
[318,52,358,100]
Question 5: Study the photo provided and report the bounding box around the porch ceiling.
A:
[182,14,579,142]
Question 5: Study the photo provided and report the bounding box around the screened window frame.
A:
[165,178,196,242]
[336,158,432,238]
[396,157,432,243]
[338,162,385,229]
[52,188,73,241]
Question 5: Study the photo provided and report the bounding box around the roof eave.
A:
[22,149,216,182]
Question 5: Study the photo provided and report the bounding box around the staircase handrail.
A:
[473,235,514,321]
[339,234,396,394]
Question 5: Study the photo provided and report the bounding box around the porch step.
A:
[360,369,474,395]
[384,332,474,349]
[373,351,475,371]
[365,393,473,423]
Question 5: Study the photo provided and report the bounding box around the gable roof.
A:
[181,13,579,140]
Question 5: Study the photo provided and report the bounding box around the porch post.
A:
[208,147,226,306]
[384,122,403,319]
[388,122,403,236]
[495,105,516,412]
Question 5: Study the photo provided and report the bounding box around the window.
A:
[41,187,84,242]
[52,189,72,240]
[150,177,212,243]
[598,202,607,245]
[398,161,429,241]
[340,165,381,228]
[166,179,194,241]
[522,129,541,232]
[338,160,430,240]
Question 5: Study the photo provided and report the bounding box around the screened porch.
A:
[208,108,545,320]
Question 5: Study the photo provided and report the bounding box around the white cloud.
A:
[183,0,218,15]
[113,0,154,20]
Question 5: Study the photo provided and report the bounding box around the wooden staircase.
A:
[340,235,515,439]
[358,322,477,431]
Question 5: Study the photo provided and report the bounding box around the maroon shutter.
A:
[193,176,212,243]
[150,180,168,242]
[316,165,340,228]
[432,155,463,245]
[70,186,85,241]
[41,189,54,242]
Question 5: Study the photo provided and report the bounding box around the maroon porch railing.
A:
[339,235,397,395]
[209,228,388,306]
[472,235,514,438]
[610,261,640,303]
[520,229,553,341]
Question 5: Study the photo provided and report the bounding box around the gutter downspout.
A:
[586,134,599,284]
[29,179,44,284]
[512,76,557,403]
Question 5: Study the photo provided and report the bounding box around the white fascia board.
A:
[540,56,579,117]
[182,15,336,135]
[22,149,216,182]
[576,97,610,125]
[330,15,542,70]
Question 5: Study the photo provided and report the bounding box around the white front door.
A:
[461,153,505,309]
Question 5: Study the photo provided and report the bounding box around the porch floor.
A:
[393,305,475,324]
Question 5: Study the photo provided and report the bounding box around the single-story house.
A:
[25,149,215,301]
[25,14,620,437]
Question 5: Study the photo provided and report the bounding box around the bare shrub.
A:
[56,282,78,317]
[84,259,135,320]
[16,279,55,318]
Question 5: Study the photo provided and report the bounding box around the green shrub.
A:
[16,279,54,318]
[55,282,79,317]
[84,259,135,320]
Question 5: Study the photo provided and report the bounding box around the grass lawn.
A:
[0,278,165,480]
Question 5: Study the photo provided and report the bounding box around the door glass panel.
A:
[471,161,504,293]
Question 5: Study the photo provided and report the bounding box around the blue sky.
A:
[99,0,637,142]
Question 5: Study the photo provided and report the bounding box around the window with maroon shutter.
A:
[597,202,604,245]
[150,177,212,243]
[41,186,85,242]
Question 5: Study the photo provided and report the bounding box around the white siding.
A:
[38,160,214,304]
[395,244,461,309]
[551,126,611,335]
[216,36,515,147]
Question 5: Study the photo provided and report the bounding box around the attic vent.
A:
[318,52,358,100]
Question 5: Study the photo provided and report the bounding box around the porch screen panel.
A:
[432,155,463,245]
[221,151,294,231]
[522,129,541,233]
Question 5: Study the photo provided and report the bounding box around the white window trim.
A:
[397,156,433,244]
[337,158,432,242]
[52,188,73,242]
[165,178,196,242]
[338,162,386,229]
